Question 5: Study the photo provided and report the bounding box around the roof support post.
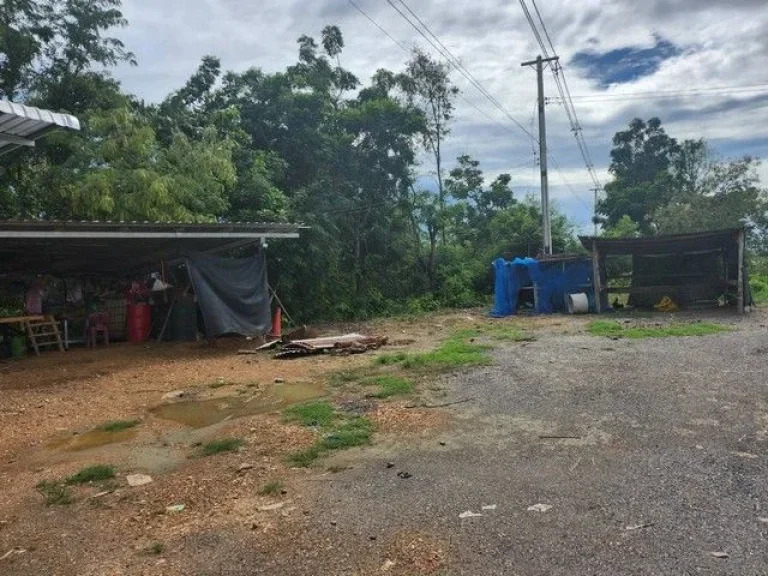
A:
[592,239,602,314]
[737,228,745,314]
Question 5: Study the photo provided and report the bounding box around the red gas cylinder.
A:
[126,303,152,343]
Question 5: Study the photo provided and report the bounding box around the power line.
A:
[347,0,531,146]
[552,86,768,103]
[519,0,602,192]
[347,0,410,53]
[562,83,768,99]
[385,0,536,143]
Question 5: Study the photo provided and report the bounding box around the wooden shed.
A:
[579,228,750,314]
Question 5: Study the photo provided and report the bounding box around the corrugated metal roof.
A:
[0,219,304,233]
[0,220,305,275]
[579,227,744,255]
[0,101,80,157]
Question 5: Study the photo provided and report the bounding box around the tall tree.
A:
[399,49,458,241]
[598,117,680,232]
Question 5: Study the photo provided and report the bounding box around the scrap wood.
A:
[274,333,386,359]
[238,339,281,354]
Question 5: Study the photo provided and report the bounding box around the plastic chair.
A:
[87,312,110,348]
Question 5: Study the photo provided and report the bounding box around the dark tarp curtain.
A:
[185,251,270,337]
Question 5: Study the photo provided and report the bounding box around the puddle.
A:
[47,428,138,451]
[151,382,326,428]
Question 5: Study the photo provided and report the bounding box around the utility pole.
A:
[590,187,601,236]
[521,55,559,255]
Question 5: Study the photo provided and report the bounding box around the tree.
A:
[58,108,235,221]
[655,154,768,235]
[399,49,458,241]
[598,117,680,232]
[1,0,135,106]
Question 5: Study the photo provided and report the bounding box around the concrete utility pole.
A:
[590,187,601,236]
[521,55,559,255]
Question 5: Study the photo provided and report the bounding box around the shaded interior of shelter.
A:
[0,221,303,352]
[579,228,752,312]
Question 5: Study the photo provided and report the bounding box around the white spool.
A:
[567,292,589,314]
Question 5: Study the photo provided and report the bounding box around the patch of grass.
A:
[65,464,116,485]
[208,379,228,389]
[36,480,73,506]
[320,417,373,450]
[258,480,284,495]
[283,401,336,427]
[199,437,244,457]
[285,412,375,467]
[364,375,414,399]
[143,542,164,555]
[329,369,365,386]
[587,320,732,339]
[375,333,491,372]
[285,445,322,467]
[96,419,140,433]
[751,274,768,304]
[454,325,535,342]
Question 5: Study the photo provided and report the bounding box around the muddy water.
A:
[151,382,326,428]
[47,428,138,451]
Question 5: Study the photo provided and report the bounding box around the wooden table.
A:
[0,315,64,355]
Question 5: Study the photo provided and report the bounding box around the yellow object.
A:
[654,296,678,312]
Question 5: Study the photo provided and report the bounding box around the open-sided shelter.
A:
[0,220,303,354]
[579,228,750,313]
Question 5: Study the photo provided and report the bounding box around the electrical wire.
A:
[520,0,602,193]
[385,0,537,143]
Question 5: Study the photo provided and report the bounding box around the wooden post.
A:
[737,228,745,314]
[592,239,602,313]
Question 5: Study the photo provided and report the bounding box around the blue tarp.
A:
[491,256,594,316]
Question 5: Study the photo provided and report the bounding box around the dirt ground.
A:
[0,308,766,575]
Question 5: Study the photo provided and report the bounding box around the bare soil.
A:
[1,308,764,575]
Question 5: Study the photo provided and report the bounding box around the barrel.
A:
[126,303,152,343]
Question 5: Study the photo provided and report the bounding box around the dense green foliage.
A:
[0,2,575,321]
[3,2,767,319]
[597,118,768,243]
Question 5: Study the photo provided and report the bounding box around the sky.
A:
[111,0,768,231]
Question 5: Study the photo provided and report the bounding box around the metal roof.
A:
[0,220,304,275]
[579,228,744,256]
[0,101,80,157]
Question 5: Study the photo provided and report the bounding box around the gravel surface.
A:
[173,311,768,575]
[2,310,767,575]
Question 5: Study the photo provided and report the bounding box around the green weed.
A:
[66,464,116,485]
[144,542,164,555]
[285,445,322,467]
[96,419,140,432]
[258,480,284,495]
[588,320,731,339]
[364,375,414,398]
[320,417,373,450]
[375,333,491,372]
[283,401,336,427]
[36,480,73,505]
[751,274,768,304]
[208,379,228,389]
[199,437,244,456]
[285,413,374,467]
[329,370,365,386]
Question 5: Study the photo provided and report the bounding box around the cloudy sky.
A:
[112,0,768,230]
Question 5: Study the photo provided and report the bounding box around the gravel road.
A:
[178,314,768,575]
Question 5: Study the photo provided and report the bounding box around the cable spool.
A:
[567,293,589,314]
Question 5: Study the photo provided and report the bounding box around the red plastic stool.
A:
[87,312,110,348]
